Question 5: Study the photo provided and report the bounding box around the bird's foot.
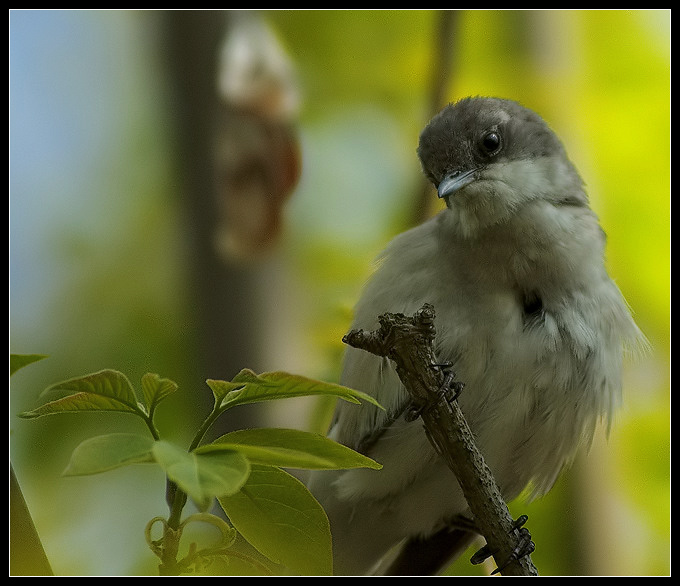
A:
[405,362,464,422]
[470,514,535,575]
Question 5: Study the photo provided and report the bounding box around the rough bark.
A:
[343,303,538,576]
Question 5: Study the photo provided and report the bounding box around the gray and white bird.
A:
[306,97,645,576]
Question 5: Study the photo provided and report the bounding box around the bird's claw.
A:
[405,363,464,421]
[470,515,535,575]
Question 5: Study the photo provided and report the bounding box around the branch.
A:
[343,303,538,576]
[412,10,459,227]
[10,466,53,576]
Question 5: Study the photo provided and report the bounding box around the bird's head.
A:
[417,97,587,237]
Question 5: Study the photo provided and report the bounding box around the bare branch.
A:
[343,303,538,576]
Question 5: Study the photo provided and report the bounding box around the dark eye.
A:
[480,131,501,155]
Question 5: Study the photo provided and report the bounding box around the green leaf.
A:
[140,372,178,412]
[10,353,48,376]
[152,441,250,505]
[63,433,155,476]
[197,427,382,471]
[18,369,145,419]
[206,369,383,412]
[195,552,274,576]
[179,512,237,549]
[218,465,332,576]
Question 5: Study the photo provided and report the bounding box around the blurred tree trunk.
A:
[411,10,458,227]
[158,11,265,432]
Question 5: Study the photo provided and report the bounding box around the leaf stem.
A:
[142,413,161,442]
[163,403,223,533]
[167,483,188,529]
[188,406,223,452]
[156,402,228,574]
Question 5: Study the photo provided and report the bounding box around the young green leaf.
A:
[140,373,178,413]
[206,370,383,412]
[152,441,250,505]
[218,465,333,576]
[63,433,155,476]
[205,377,248,406]
[18,370,145,419]
[197,428,382,471]
[194,551,274,576]
[10,353,48,376]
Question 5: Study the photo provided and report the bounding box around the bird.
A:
[306,97,646,576]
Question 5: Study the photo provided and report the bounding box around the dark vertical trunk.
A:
[158,11,264,432]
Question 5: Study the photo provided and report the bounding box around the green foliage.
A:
[10,354,48,376]
[200,427,380,471]
[152,442,251,507]
[14,355,382,576]
[141,373,179,419]
[10,354,53,577]
[20,369,146,418]
[63,433,155,476]
[206,369,383,411]
[218,465,333,576]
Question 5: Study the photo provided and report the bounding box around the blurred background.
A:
[9,10,669,576]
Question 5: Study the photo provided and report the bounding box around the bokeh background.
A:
[9,10,669,576]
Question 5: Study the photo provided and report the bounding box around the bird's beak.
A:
[437,169,478,199]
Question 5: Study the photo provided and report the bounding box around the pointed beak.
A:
[437,169,479,199]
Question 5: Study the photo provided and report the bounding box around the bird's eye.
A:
[480,131,501,155]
